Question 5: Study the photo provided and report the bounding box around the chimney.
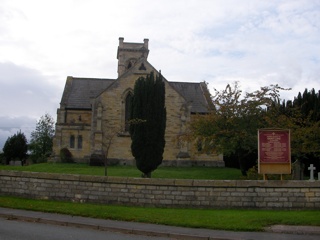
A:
[119,37,124,47]
[143,38,149,49]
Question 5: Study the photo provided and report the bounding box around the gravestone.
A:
[308,164,316,181]
[9,160,22,166]
[292,159,304,180]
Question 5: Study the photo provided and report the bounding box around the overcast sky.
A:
[1,0,320,150]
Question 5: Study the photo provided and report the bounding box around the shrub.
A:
[243,165,291,180]
[59,148,73,163]
[89,154,104,166]
[242,166,263,180]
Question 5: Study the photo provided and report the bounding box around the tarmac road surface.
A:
[0,218,170,240]
[1,207,320,240]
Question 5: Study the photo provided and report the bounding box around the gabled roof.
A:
[60,75,211,113]
[168,82,210,113]
[116,58,211,113]
[60,77,115,109]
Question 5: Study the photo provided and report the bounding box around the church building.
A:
[52,38,224,167]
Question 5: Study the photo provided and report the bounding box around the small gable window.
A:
[127,62,132,69]
[139,63,146,70]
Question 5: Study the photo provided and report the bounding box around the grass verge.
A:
[0,196,319,231]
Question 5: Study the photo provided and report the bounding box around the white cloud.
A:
[0,62,60,149]
[0,0,320,149]
[0,62,61,117]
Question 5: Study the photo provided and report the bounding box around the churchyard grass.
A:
[0,163,241,180]
[0,196,319,231]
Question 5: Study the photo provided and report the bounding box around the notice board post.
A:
[258,129,291,180]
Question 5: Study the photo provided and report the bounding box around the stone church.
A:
[52,38,224,166]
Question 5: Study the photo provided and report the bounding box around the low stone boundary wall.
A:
[0,170,319,209]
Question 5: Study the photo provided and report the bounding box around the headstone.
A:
[308,164,316,181]
[292,159,304,180]
[9,160,22,166]
[318,172,320,181]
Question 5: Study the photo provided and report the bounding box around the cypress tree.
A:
[130,71,166,178]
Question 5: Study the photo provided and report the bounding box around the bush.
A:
[29,153,49,164]
[89,154,104,166]
[223,151,258,176]
[242,166,263,180]
[59,148,73,163]
[243,165,291,180]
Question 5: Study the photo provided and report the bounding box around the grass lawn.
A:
[0,163,242,180]
[0,196,319,231]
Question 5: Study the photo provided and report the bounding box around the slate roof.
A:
[60,77,210,113]
[169,82,210,113]
[60,77,115,109]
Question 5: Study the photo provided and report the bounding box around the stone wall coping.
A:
[1,170,319,188]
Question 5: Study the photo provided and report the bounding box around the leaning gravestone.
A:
[292,159,304,180]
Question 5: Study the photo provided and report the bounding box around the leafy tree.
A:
[190,82,289,175]
[102,126,120,176]
[3,131,28,165]
[130,71,166,178]
[29,114,55,163]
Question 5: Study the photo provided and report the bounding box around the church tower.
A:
[117,37,149,77]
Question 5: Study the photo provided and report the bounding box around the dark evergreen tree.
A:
[130,71,166,178]
[292,88,320,122]
[3,131,28,165]
[3,136,14,165]
[268,88,320,175]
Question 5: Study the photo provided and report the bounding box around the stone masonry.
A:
[52,38,224,166]
[1,170,319,209]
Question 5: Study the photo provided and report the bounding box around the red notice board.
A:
[258,129,291,174]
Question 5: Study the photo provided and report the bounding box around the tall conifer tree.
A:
[130,72,166,177]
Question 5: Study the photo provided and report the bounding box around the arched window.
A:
[125,92,133,132]
[70,135,75,148]
[77,135,83,149]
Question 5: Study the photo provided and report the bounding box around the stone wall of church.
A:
[53,126,92,162]
[93,72,193,162]
[163,80,189,160]
[53,74,223,165]
[53,91,224,165]
[52,109,92,162]
[93,74,137,161]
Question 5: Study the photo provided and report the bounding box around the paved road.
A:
[1,207,320,240]
[0,218,170,240]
